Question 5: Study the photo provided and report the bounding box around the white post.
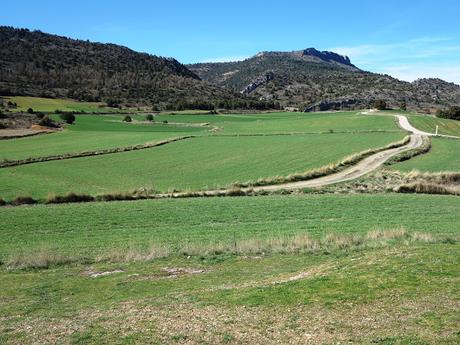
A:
[435,125,439,136]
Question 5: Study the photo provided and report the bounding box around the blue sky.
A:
[2,0,460,83]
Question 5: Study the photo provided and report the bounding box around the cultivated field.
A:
[3,96,114,113]
[394,137,460,172]
[1,100,459,344]
[0,132,405,199]
[0,193,458,260]
[408,114,460,136]
[0,111,405,200]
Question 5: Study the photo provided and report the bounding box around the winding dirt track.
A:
[250,133,422,192]
[396,115,460,139]
[164,115,427,197]
[246,115,424,191]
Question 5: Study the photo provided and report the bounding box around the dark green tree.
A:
[372,100,387,110]
[60,113,76,124]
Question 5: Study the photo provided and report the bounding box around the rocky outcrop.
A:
[301,48,355,67]
[241,71,274,94]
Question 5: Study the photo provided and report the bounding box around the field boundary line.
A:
[207,129,402,137]
[0,135,196,168]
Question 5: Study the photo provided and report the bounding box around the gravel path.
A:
[396,115,460,139]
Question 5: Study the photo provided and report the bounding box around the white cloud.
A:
[378,64,460,85]
[199,55,249,63]
[329,37,460,85]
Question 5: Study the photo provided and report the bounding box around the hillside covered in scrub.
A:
[0,26,241,109]
[1,26,459,113]
[188,49,460,112]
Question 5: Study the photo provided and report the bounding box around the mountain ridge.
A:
[188,50,460,112]
[1,26,459,112]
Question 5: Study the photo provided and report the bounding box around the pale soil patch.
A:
[82,268,125,278]
[0,127,58,139]
[209,263,334,292]
[124,267,206,282]
[2,294,457,344]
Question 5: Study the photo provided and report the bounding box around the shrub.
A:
[12,195,37,205]
[123,115,132,122]
[35,112,45,119]
[96,193,136,202]
[0,198,6,206]
[59,113,76,124]
[162,120,168,124]
[399,101,407,111]
[46,192,94,204]
[27,107,34,114]
[436,106,460,120]
[106,98,120,108]
[372,100,387,110]
[38,115,53,127]
[146,114,154,122]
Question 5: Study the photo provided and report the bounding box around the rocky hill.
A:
[0,26,237,108]
[188,49,460,112]
[1,26,458,113]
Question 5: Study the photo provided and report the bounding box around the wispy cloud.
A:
[199,55,250,63]
[330,37,460,84]
[380,65,460,84]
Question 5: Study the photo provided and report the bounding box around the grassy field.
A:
[2,96,114,113]
[408,114,460,136]
[1,112,400,162]
[0,132,405,199]
[1,193,458,259]
[0,194,459,343]
[393,137,460,172]
[1,243,458,344]
[155,111,402,134]
[2,105,459,343]
[0,115,204,161]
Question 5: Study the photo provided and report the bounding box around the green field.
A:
[1,104,460,343]
[0,115,204,161]
[1,242,458,344]
[155,111,402,134]
[0,132,405,199]
[393,137,460,172]
[0,193,458,259]
[1,194,459,343]
[1,112,400,162]
[408,114,460,136]
[3,96,114,113]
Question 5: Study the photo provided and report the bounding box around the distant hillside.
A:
[0,26,237,108]
[2,26,458,112]
[188,48,460,112]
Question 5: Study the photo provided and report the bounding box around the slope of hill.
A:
[188,49,460,112]
[0,26,236,107]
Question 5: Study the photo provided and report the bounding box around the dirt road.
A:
[250,133,422,191]
[163,115,427,197]
[247,115,426,191]
[396,115,460,139]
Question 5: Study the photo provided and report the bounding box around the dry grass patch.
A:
[6,247,78,269]
[5,230,456,270]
